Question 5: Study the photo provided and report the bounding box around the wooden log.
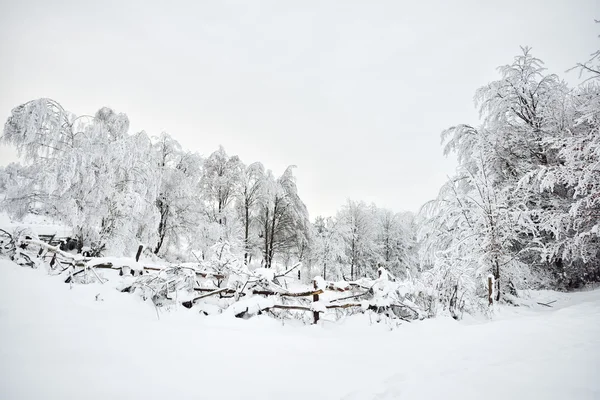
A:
[252,289,324,297]
[194,287,237,294]
[266,302,413,312]
[182,287,232,309]
[253,303,361,314]
[246,302,413,324]
[327,303,362,309]
[271,304,313,312]
[92,263,116,269]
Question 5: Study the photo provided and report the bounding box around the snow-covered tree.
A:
[522,45,600,287]
[236,161,265,265]
[420,48,572,313]
[152,133,204,256]
[335,200,378,280]
[201,146,243,225]
[258,166,309,269]
[374,209,417,279]
[1,99,160,255]
[310,215,346,281]
[3,98,73,162]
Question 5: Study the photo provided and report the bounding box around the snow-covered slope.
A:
[0,260,599,400]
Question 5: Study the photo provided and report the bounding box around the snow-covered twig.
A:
[537,300,556,307]
[274,262,302,279]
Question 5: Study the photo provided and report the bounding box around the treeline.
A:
[0,100,416,282]
[0,103,309,268]
[1,44,599,316]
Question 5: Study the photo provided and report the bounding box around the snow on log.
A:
[24,239,86,262]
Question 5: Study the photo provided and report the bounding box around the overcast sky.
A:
[0,0,598,218]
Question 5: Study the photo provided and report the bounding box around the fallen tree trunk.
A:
[254,302,414,320]
[182,287,232,309]
[252,289,324,297]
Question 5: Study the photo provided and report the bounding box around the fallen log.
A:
[252,289,324,297]
[182,287,232,309]
[271,304,313,311]
[261,302,413,318]
[327,303,363,309]
[255,302,364,313]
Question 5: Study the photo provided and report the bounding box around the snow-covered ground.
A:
[0,260,599,400]
[0,212,71,238]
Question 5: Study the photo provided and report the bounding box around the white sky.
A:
[0,0,598,218]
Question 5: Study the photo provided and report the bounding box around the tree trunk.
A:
[267,198,279,268]
[263,206,270,268]
[494,258,500,302]
[154,199,168,254]
[244,198,250,265]
[350,237,355,281]
[218,196,223,225]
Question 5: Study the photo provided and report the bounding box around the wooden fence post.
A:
[135,245,143,262]
[313,279,320,324]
